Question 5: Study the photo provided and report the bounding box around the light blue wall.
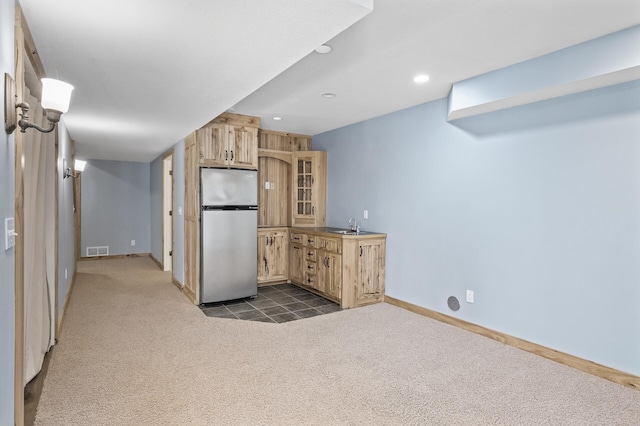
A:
[57,121,75,317]
[149,140,185,284]
[314,81,640,376]
[0,0,15,422]
[81,160,151,256]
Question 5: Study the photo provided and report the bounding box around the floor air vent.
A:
[86,246,109,257]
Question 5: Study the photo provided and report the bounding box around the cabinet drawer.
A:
[305,274,317,288]
[305,262,316,274]
[318,237,341,253]
[305,235,317,247]
[306,248,317,262]
[290,232,305,244]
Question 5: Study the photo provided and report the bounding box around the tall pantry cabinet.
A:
[256,130,326,285]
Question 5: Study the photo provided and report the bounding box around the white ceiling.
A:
[20,0,640,162]
[19,0,373,162]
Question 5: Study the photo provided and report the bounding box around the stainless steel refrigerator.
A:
[200,168,258,304]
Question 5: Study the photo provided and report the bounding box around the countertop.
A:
[289,227,386,239]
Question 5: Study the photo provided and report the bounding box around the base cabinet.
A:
[318,251,342,300]
[257,228,288,284]
[288,230,385,308]
[341,238,386,308]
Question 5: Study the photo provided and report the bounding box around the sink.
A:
[330,230,359,235]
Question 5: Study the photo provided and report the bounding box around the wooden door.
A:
[292,151,326,227]
[258,230,288,283]
[320,251,342,300]
[289,243,305,284]
[228,125,258,169]
[293,154,314,223]
[357,239,386,305]
[197,123,227,166]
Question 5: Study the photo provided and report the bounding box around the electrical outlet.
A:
[131,240,136,246]
[177,207,182,215]
[466,290,474,303]
[363,210,368,219]
[265,182,270,189]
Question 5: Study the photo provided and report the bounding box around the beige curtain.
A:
[23,87,56,384]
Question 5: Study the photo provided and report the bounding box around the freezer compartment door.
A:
[201,168,257,206]
[200,209,257,303]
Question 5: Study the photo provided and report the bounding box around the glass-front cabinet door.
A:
[292,151,326,227]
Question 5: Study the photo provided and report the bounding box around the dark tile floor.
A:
[199,283,342,323]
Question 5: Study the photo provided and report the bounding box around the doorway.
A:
[162,152,174,273]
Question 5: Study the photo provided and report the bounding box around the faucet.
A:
[349,217,357,232]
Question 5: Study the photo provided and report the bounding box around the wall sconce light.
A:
[4,73,74,134]
[63,159,86,179]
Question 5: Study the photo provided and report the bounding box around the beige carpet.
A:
[35,257,639,425]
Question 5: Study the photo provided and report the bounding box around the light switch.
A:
[178,207,182,215]
[5,218,15,250]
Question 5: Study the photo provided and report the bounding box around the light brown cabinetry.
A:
[197,123,258,169]
[183,113,260,304]
[292,152,326,227]
[341,237,386,308]
[288,229,386,308]
[259,130,312,152]
[257,228,288,284]
[289,235,305,285]
[257,130,313,227]
[317,239,342,300]
[183,132,199,302]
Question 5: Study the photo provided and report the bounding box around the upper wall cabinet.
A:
[292,151,326,227]
[196,113,259,170]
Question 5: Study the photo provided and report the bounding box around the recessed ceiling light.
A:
[413,74,430,83]
[272,116,282,121]
[321,93,336,99]
[226,107,236,112]
[315,44,332,54]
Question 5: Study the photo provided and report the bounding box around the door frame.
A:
[162,150,174,273]
[14,6,49,425]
